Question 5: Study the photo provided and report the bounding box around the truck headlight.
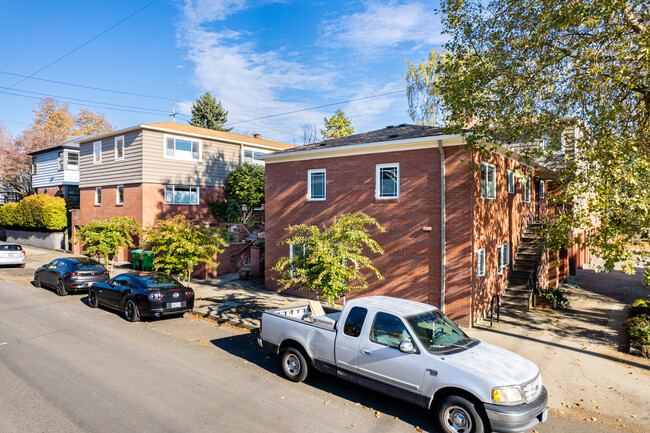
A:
[492,386,523,404]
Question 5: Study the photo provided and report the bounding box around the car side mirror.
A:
[399,341,415,353]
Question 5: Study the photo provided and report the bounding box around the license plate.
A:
[540,408,548,423]
[169,302,181,309]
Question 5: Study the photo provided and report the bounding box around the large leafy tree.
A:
[273,212,385,306]
[321,107,355,140]
[406,0,650,273]
[225,163,265,222]
[74,217,140,269]
[144,215,227,284]
[73,109,114,137]
[189,92,232,132]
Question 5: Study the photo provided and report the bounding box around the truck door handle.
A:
[361,349,372,356]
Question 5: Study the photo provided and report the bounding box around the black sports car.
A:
[34,257,109,296]
[88,272,194,322]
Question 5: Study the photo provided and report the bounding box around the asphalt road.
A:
[0,272,634,433]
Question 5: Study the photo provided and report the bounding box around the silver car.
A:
[0,242,26,267]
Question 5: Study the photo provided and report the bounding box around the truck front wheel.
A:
[436,395,485,433]
[281,347,308,382]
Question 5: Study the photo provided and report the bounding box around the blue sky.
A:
[0,0,443,144]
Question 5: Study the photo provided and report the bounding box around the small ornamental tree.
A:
[273,212,385,306]
[225,163,265,222]
[144,215,227,284]
[74,217,140,268]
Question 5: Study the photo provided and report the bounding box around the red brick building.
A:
[262,125,573,325]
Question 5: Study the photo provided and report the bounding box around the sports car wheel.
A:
[56,279,68,296]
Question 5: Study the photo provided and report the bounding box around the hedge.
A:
[0,195,67,231]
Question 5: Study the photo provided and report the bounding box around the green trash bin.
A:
[131,249,143,270]
[142,251,154,271]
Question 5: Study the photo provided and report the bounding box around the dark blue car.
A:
[34,257,109,296]
[88,272,194,322]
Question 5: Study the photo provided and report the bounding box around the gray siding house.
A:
[29,139,81,204]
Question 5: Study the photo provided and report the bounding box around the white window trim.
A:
[116,185,124,205]
[481,162,496,199]
[242,147,270,166]
[66,151,79,170]
[114,136,125,161]
[522,176,531,203]
[32,157,37,175]
[93,141,102,165]
[506,170,515,194]
[307,169,326,201]
[94,187,101,205]
[163,134,202,163]
[539,180,545,198]
[164,185,200,205]
[375,163,400,200]
[498,243,511,275]
[477,248,486,277]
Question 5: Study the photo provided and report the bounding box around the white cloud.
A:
[321,1,445,53]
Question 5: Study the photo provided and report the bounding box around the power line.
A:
[0,69,173,101]
[0,0,158,96]
[228,90,404,125]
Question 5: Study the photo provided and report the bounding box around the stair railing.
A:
[489,294,500,326]
[526,244,545,308]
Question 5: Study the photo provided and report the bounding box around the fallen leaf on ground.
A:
[375,411,381,418]
[324,400,330,405]
[199,344,206,347]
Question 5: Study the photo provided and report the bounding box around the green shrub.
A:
[209,199,241,223]
[629,298,650,318]
[625,314,650,347]
[0,195,67,231]
[538,287,570,309]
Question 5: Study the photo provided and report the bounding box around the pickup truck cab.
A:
[259,296,547,433]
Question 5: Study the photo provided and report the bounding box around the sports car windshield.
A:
[135,274,181,290]
[406,310,473,352]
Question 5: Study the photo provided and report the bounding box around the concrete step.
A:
[500,300,528,312]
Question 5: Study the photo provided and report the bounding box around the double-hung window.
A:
[165,185,199,204]
[539,180,545,198]
[95,187,102,205]
[243,148,268,166]
[376,163,399,199]
[507,170,515,194]
[57,152,64,171]
[93,141,102,164]
[498,243,510,275]
[307,169,326,201]
[114,136,125,161]
[67,152,79,170]
[477,248,486,277]
[522,176,531,202]
[116,185,124,205]
[32,157,37,175]
[165,136,201,162]
[481,162,496,199]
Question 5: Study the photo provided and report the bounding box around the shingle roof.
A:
[281,124,447,153]
[28,139,80,156]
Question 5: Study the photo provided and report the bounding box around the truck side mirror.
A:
[399,341,415,353]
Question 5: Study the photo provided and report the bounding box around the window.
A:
[522,176,531,202]
[539,180,545,198]
[57,152,64,171]
[507,170,515,194]
[243,148,268,166]
[477,248,486,277]
[164,185,199,204]
[481,162,496,199]
[95,187,102,205]
[66,152,79,170]
[343,307,368,337]
[93,141,102,164]
[498,243,511,275]
[369,312,413,349]
[32,157,37,175]
[116,185,124,205]
[66,186,80,205]
[307,169,326,201]
[114,136,125,161]
[165,135,201,162]
[289,243,307,278]
[376,163,399,199]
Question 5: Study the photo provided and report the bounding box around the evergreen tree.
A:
[188,92,232,132]
[321,107,354,140]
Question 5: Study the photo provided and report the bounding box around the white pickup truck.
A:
[258,296,547,433]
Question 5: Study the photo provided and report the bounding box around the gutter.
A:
[438,139,446,313]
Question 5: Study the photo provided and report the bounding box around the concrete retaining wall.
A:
[6,229,68,251]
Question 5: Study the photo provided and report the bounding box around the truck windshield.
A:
[406,311,471,352]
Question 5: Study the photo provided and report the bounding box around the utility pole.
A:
[171,100,176,123]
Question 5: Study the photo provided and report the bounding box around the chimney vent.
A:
[253,133,260,139]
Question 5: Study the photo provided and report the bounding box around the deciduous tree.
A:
[73,109,114,137]
[321,107,354,140]
[273,212,385,306]
[188,92,232,132]
[406,0,650,273]
[144,215,227,284]
[225,163,265,222]
[31,97,74,135]
[74,217,140,269]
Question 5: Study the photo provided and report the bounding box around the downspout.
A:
[438,139,446,313]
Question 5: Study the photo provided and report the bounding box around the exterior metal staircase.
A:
[501,222,544,312]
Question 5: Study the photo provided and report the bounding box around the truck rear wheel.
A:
[436,395,485,433]
[281,347,308,382]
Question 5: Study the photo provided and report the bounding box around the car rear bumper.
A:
[0,257,25,265]
[484,386,548,433]
[145,300,194,317]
